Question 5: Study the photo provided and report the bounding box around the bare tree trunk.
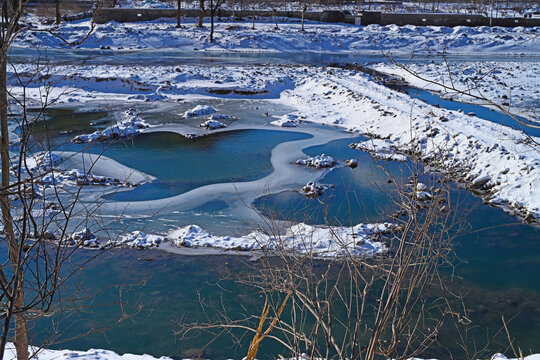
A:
[0,46,29,360]
[301,4,306,31]
[197,0,205,27]
[56,0,61,24]
[272,8,278,30]
[176,0,182,27]
[210,0,214,41]
[489,0,494,26]
[251,7,255,29]
[1,2,30,359]
[14,302,29,360]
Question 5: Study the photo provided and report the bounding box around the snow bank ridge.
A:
[170,222,396,257]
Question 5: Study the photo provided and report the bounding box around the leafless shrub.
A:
[177,156,481,359]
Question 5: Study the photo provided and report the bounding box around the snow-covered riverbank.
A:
[4,343,539,360]
[17,17,540,55]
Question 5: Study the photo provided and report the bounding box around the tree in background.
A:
[1,2,31,357]
[197,0,205,27]
[209,0,226,41]
[301,3,307,31]
[176,0,182,27]
[55,0,61,24]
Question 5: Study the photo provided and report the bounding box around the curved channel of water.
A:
[403,86,540,137]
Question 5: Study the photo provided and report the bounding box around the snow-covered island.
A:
[72,109,150,143]
[296,154,336,168]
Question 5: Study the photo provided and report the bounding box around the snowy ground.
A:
[10,62,295,104]
[4,343,540,360]
[17,17,540,55]
[3,343,173,360]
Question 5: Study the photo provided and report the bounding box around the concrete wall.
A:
[491,17,540,27]
[357,11,540,27]
[94,8,540,27]
[95,8,178,23]
[95,8,321,24]
[381,13,487,26]
[26,0,94,6]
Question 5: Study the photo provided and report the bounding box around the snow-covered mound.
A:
[18,153,136,189]
[170,222,394,257]
[66,227,98,247]
[414,182,432,201]
[13,151,63,173]
[14,151,146,191]
[346,158,358,168]
[114,231,164,249]
[40,169,132,187]
[182,105,216,118]
[300,181,331,198]
[296,154,336,168]
[72,110,149,143]
[271,113,305,127]
[199,119,227,130]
